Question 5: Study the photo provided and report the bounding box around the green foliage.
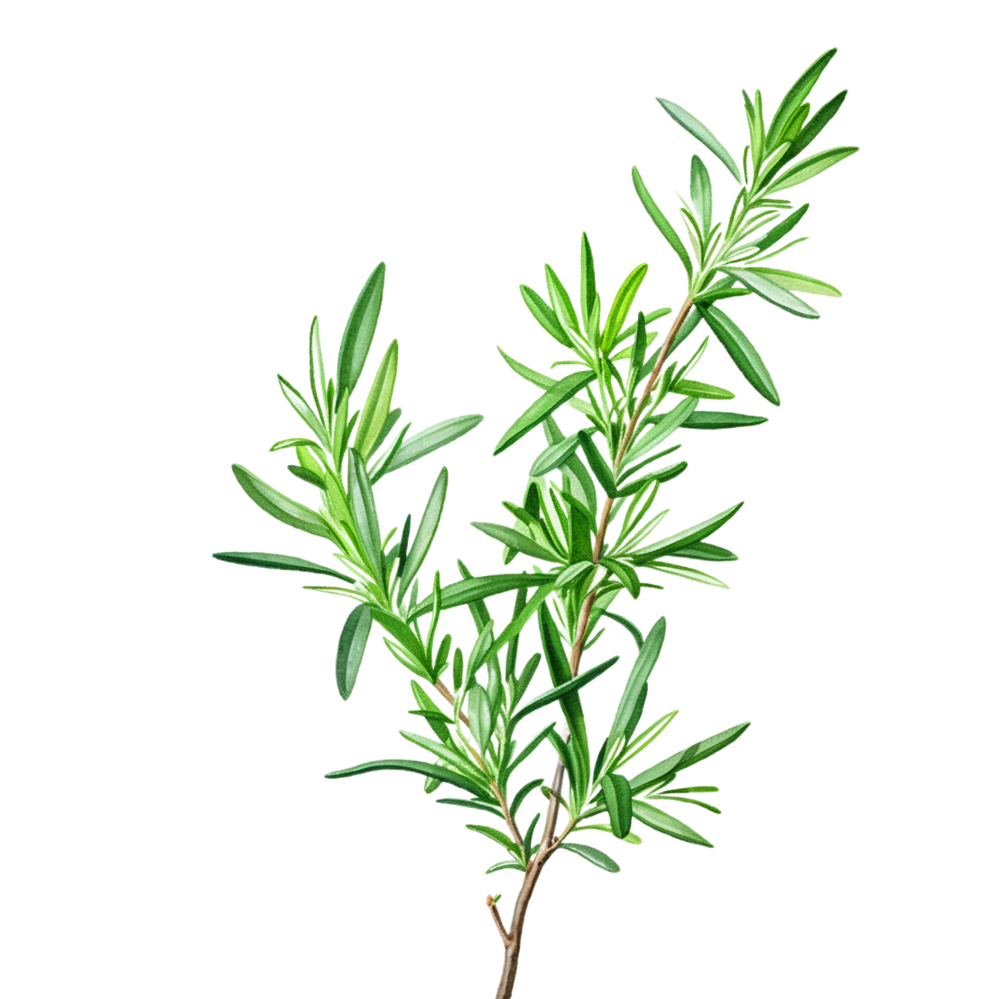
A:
[215,50,855,997]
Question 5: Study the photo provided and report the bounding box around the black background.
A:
[205,43,866,995]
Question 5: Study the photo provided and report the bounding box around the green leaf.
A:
[467,824,517,852]
[576,431,617,497]
[325,758,483,795]
[398,467,448,596]
[336,262,386,396]
[616,307,672,349]
[626,397,698,461]
[656,97,741,181]
[559,842,620,872]
[631,800,713,847]
[655,795,722,814]
[538,603,589,779]
[766,48,838,152]
[601,263,648,352]
[510,778,544,819]
[602,558,640,599]
[347,450,383,577]
[750,203,809,253]
[682,411,768,430]
[722,268,819,319]
[649,562,728,588]
[497,349,598,418]
[507,721,555,773]
[531,435,583,477]
[609,618,666,744]
[400,730,487,787]
[580,233,597,339]
[410,573,556,619]
[601,773,634,838]
[379,415,483,476]
[270,437,322,453]
[354,339,399,458]
[671,379,735,400]
[521,285,573,347]
[545,264,580,335]
[485,860,524,874]
[689,155,712,235]
[599,611,644,650]
[472,523,557,562]
[670,541,738,561]
[278,376,330,450]
[554,562,594,588]
[370,609,431,675]
[212,551,354,582]
[697,304,780,405]
[494,370,598,456]
[437,798,505,819]
[691,286,751,306]
[509,656,618,730]
[630,721,751,792]
[231,465,333,541]
[767,146,858,193]
[308,316,327,425]
[631,503,743,563]
[781,91,848,165]
[632,167,692,281]
[467,684,494,753]
[744,267,841,297]
[336,604,372,700]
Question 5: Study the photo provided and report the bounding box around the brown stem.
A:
[487,896,509,943]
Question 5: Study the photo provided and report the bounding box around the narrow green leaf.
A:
[544,264,580,335]
[308,316,327,425]
[781,91,848,165]
[601,263,648,352]
[509,656,618,730]
[682,411,768,430]
[467,684,495,752]
[697,304,780,405]
[347,450,383,576]
[493,370,597,456]
[381,415,483,475]
[581,233,597,337]
[521,285,573,347]
[745,267,841,297]
[750,203,808,253]
[649,562,728,588]
[602,558,641,599]
[531,435,583,477]
[336,262,386,396]
[631,800,713,847]
[410,573,556,619]
[766,48,837,152]
[336,604,372,700]
[599,611,644,650]
[354,339,399,458]
[689,155,712,234]
[278,376,331,450]
[472,523,557,562]
[626,397,698,462]
[485,860,524,874]
[270,437,322,453]
[722,268,819,319]
[398,467,448,596]
[630,721,751,792]
[631,502,743,563]
[400,730,487,787]
[370,609,431,674]
[671,379,735,400]
[767,146,858,193]
[632,166,692,281]
[609,618,666,744]
[575,431,618,497]
[325,758,483,795]
[231,465,333,541]
[510,779,544,819]
[560,842,620,872]
[467,824,517,852]
[497,349,598,418]
[602,773,634,838]
[438,798,505,819]
[538,603,589,778]
[669,541,738,561]
[507,721,555,773]
[212,551,353,582]
[656,98,741,181]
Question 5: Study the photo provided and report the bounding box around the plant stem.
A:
[492,299,694,998]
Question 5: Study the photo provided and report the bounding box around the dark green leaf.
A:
[689,155,712,234]
[308,316,327,424]
[212,551,353,582]
[347,450,383,577]
[336,604,372,700]
[560,842,620,872]
[545,264,580,335]
[410,573,556,619]
[509,656,618,730]
[766,48,837,151]
[437,798,505,819]
[751,203,809,253]
[602,773,634,838]
[277,375,330,449]
[324,758,483,795]
[485,860,524,874]
[287,464,325,489]
[494,370,597,456]
[669,541,738,561]
[631,503,743,563]
[599,611,644,650]
[656,98,741,181]
[538,603,589,778]
[507,721,555,773]
[531,435,583,477]
[511,779,544,819]
[631,800,713,847]
[336,262,386,396]
[697,304,780,405]
[472,522,557,562]
[632,166,692,281]
[370,609,431,674]
[497,349,598,418]
[466,825,517,852]
[609,618,665,744]
[671,379,735,400]
[467,684,494,753]
[781,91,848,165]
[231,465,333,541]
[576,431,617,497]
[682,411,768,430]
[522,284,573,347]
[580,233,597,339]
[630,721,751,792]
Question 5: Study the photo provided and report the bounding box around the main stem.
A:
[493,298,694,999]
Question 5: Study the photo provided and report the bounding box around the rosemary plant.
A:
[215,49,855,998]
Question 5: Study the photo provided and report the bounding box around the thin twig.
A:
[487,896,509,943]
